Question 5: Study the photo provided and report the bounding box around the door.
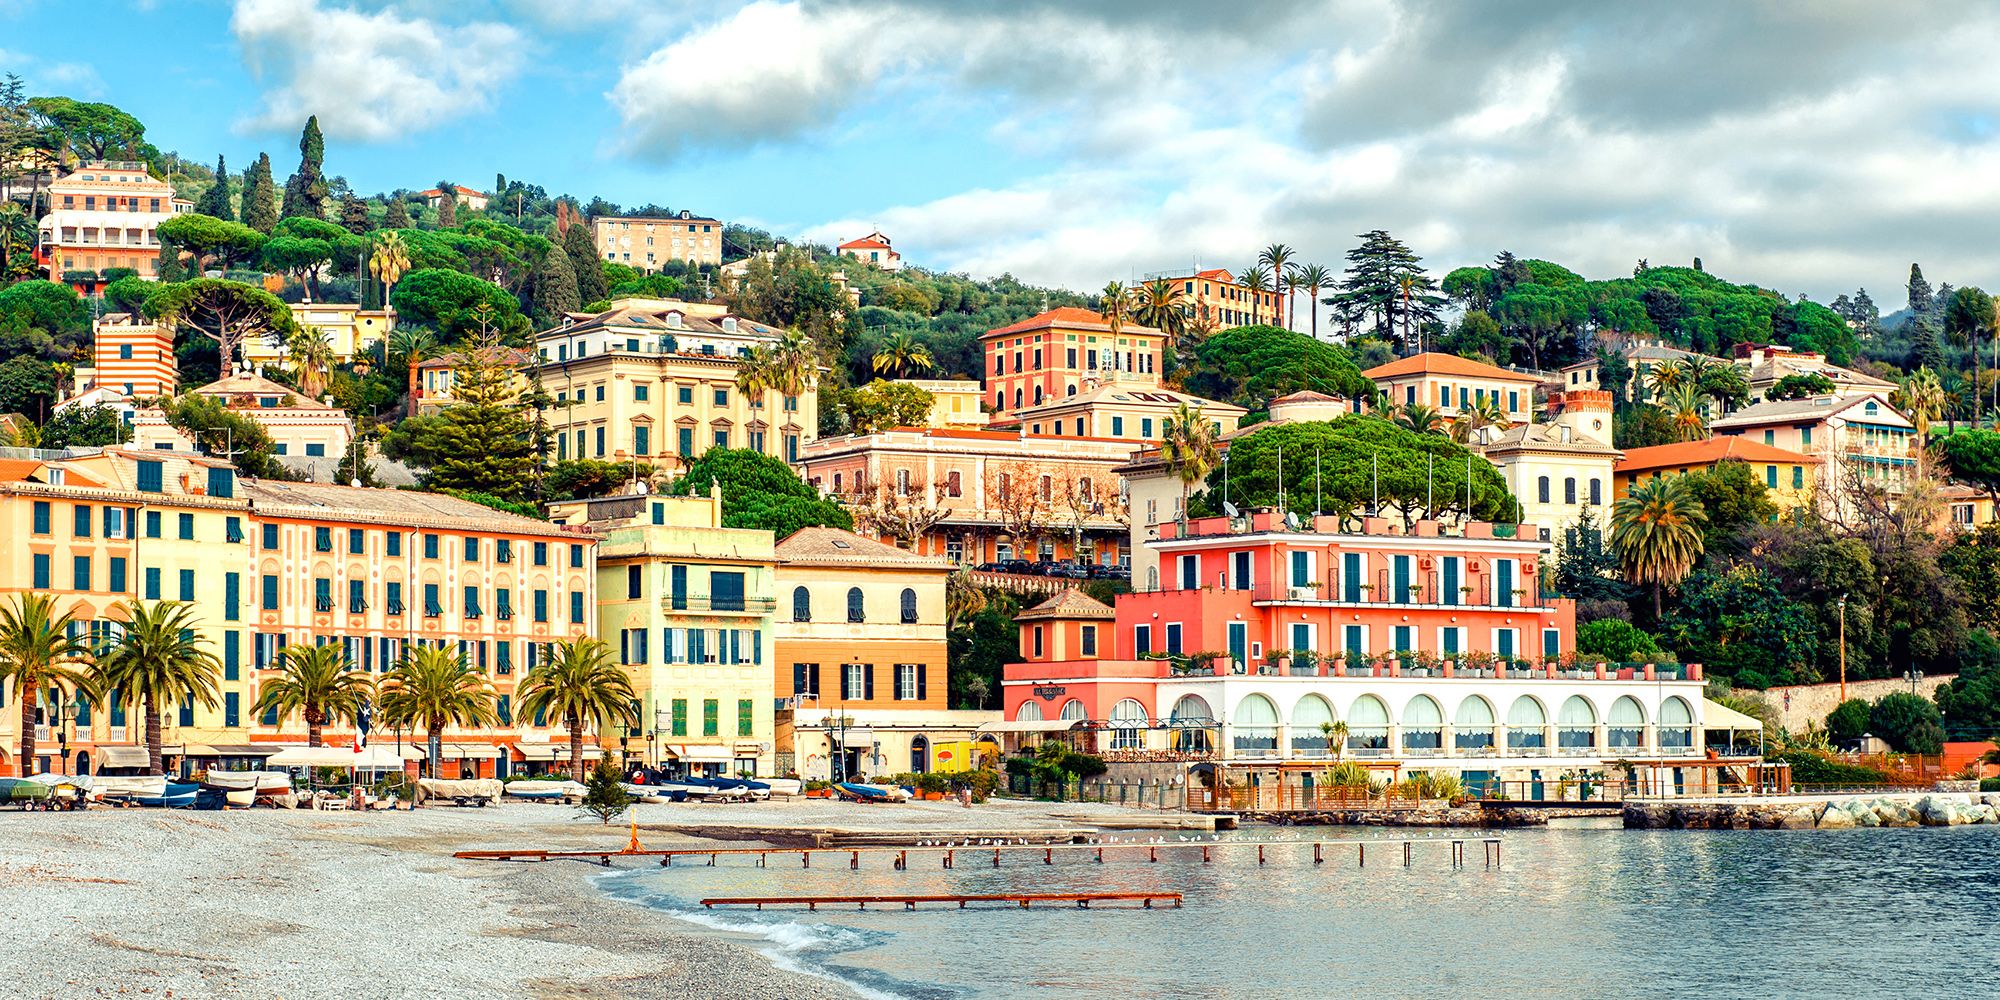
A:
[910,736,929,774]
[1228,622,1248,671]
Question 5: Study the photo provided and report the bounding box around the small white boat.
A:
[225,788,256,807]
[759,777,803,797]
[94,775,167,800]
[201,771,294,798]
[505,780,585,802]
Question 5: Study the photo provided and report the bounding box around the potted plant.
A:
[1407,584,1424,601]
[1356,583,1373,600]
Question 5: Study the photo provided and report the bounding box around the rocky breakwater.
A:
[1625,792,2000,830]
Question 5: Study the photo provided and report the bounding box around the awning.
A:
[196,744,283,757]
[830,729,873,746]
[512,743,605,762]
[399,743,501,760]
[1702,700,1766,731]
[96,746,151,768]
[264,745,407,768]
[663,744,733,763]
[976,720,1083,734]
[172,743,219,756]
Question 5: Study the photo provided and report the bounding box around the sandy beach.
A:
[0,797,1178,999]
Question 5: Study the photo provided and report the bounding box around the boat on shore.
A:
[505,780,585,802]
[836,782,909,803]
[94,775,168,801]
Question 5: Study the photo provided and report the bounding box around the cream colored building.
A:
[593,211,724,271]
[132,373,355,472]
[36,160,192,279]
[534,299,818,467]
[1363,352,1542,423]
[414,345,534,415]
[1740,345,1895,404]
[1478,391,1620,534]
[1710,391,1916,501]
[998,381,1245,443]
[549,490,778,776]
[896,379,988,427]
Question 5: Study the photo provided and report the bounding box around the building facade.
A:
[1152,268,1280,330]
[420,185,489,212]
[896,379,988,428]
[838,231,902,271]
[593,212,724,270]
[796,426,1137,567]
[1709,392,1915,496]
[36,161,193,279]
[550,491,778,776]
[244,304,389,370]
[86,313,176,401]
[772,527,954,779]
[1479,391,1619,532]
[0,452,597,777]
[1363,352,1542,423]
[995,381,1245,443]
[981,308,1168,417]
[132,373,355,467]
[533,299,817,468]
[1615,437,1819,511]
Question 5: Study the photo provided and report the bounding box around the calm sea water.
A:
[595,825,2000,999]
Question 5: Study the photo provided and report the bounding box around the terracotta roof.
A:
[1007,381,1245,418]
[840,236,892,250]
[420,185,485,198]
[239,480,575,536]
[417,346,535,370]
[1270,390,1342,405]
[0,458,45,482]
[190,373,336,409]
[1616,437,1817,474]
[982,308,1164,340]
[1016,587,1116,621]
[1709,392,1905,430]
[1194,268,1237,282]
[775,526,952,568]
[1363,352,1543,383]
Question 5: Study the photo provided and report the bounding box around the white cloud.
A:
[230,0,524,142]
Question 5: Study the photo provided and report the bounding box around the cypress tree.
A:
[434,180,458,229]
[339,194,369,235]
[384,197,410,229]
[241,153,279,233]
[563,222,606,305]
[195,154,233,220]
[531,244,580,328]
[280,115,328,219]
[1908,264,1934,318]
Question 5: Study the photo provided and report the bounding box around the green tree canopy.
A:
[279,114,328,220]
[843,378,933,435]
[27,97,150,161]
[529,243,580,328]
[1677,460,1776,553]
[667,447,854,536]
[240,152,279,233]
[1575,619,1669,662]
[162,393,290,479]
[389,268,524,341]
[1933,630,2000,741]
[1181,324,1375,409]
[155,214,266,274]
[1188,417,1515,525]
[0,356,59,420]
[1767,372,1838,400]
[0,280,87,355]
[40,403,131,449]
[1659,565,1817,688]
[1869,691,1945,754]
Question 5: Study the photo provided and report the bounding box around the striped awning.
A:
[95,746,151,768]
[512,743,605,762]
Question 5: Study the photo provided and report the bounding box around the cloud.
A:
[230,0,524,141]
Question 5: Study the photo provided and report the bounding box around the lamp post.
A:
[1837,593,1848,705]
[56,693,78,777]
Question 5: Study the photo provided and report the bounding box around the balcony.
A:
[662,595,777,614]
[1147,652,1701,682]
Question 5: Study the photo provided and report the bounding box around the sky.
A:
[7,0,2000,307]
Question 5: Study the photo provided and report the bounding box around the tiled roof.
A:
[1016,587,1116,621]
[0,458,46,482]
[540,302,782,341]
[1616,437,1818,473]
[1364,352,1543,382]
[240,480,576,536]
[982,308,1164,340]
[417,346,535,370]
[1709,392,1904,429]
[191,373,337,409]
[840,236,892,250]
[775,526,953,568]
[1270,390,1342,404]
[1482,423,1620,457]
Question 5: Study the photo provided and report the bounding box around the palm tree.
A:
[92,601,222,775]
[370,231,412,339]
[390,326,435,406]
[1320,720,1351,762]
[378,646,497,778]
[1236,264,1270,326]
[250,642,373,748]
[1131,278,1189,349]
[516,637,637,782]
[1662,382,1708,442]
[1099,281,1129,338]
[1396,403,1446,436]
[1294,263,1332,340]
[1259,244,1295,328]
[0,594,91,775]
[945,568,987,631]
[738,329,819,403]
[284,325,335,400]
[1451,395,1511,444]
[1610,477,1708,617]
[1896,366,1946,437]
[1159,402,1219,522]
[870,330,934,379]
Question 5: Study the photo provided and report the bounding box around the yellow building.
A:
[1154,267,1282,330]
[243,303,389,369]
[593,211,724,271]
[414,345,535,415]
[997,381,1245,443]
[1614,437,1818,511]
[549,489,778,776]
[1362,351,1542,423]
[534,299,819,467]
[895,379,988,428]
[132,372,356,469]
[0,450,599,777]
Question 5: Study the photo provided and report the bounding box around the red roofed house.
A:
[1615,436,1818,512]
[981,307,1169,418]
[1363,351,1543,424]
[838,230,902,271]
[420,184,488,212]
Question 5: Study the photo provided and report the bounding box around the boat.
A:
[0,778,50,808]
[760,777,803,797]
[504,780,585,802]
[93,775,168,801]
[136,782,199,808]
[224,788,256,807]
[200,771,294,798]
[622,782,687,803]
[835,782,906,803]
[417,778,503,807]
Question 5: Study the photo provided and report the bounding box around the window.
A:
[847,587,865,623]
[348,579,366,613]
[533,589,548,623]
[424,584,442,617]
[262,574,278,610]
[679,427,694,456]
[1165,622,1183,655]
[209,467,234,498]
[31,501,48,535]
[571,544,584,568]
[899,587,918,624]
[894,664,922,700]
[225,573,240,621]
[144,567,161,599]
[627,564,643,599]
[713,429,728,449]
[570,591,585,624]
[738,698,755,737]
[1564,478,1577,505]
[533,541,548,566]
[1589,479,1602,505]
[670,564,688,609]
[677,385,694,404]
[1537,476,1550,504]
[179,568,195,601]
[74,505,91,538]
[1081,625,1098,656]
[671,699,688,737]
[226,517,244,543]
[497,539,512,564]
[73,556,91,591]
[314,578,333,612]
[712,571,745,611]
[792,586,811,622]
[1793,465,1805,489]
[634,383,649,402]
[263,523,280,548]
[464,536,480,561]
[387,582,405,615]
[136,459,163,492]
[841,663,874,700]
[714,388,729,407]
[634,425,650,455]
[702,699,719,737]
[1767,465,1779,488]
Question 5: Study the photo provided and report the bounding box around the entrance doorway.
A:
[910,736,930,773]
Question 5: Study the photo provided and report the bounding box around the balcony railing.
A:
[662,595,776,614]
[1154,652,1700,682]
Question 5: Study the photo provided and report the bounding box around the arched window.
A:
[1589,478,1602,505]
[1059,699,1088,721]
[1290,694,1334,756]
[1609,696,1646,747]
[1013,388,1022,409]
[1110,699,1148,750]
[791,586,811,623]
[1660,697,1694,748]
[1454,696,1495,750]
[899,587,917,624]
[1169,694,1213,754]
[1347,695,1390,752]
[1558,696,1598,748]
[1563,477,1576,504]
[846,587,865,623]
[1231,694,1279,755]
[1537,476,1550,503]
[1016,700,1044,722]
[1034,385,1045,403]
[1507,696,1546,749]
[1401,695,1443,750]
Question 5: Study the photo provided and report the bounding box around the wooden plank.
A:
[701,892,1182,909]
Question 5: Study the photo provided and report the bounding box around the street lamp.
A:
[55,693,79,777]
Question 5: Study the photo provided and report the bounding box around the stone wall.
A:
[1625,791,2000,830]
[1738,674,1954,731]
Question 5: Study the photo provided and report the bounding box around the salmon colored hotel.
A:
[1000,508,1768,806]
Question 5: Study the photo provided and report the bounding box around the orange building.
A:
[1362,352,1542,422]
[87,313,176,400]
[1154,267,1281,330]
[981,308,1167,417]
[36,160,193,279]
[1615,437,1818,511]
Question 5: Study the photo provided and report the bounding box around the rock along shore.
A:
[1624,792,2000,830]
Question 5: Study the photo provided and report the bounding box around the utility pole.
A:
[1837,593,1848,705]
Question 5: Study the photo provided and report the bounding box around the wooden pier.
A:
[454,837,1501,870]
[702,891,1182,911]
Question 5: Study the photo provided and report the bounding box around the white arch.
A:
[1169,694,1213,723]
[1233,694,1279,726]
[1059,699,1088,721]
[1558,696,1598,727]
[1507,695,1547,727]
[1110,699,1148,727]
[1401,695,1443,727]
[1660,697,1693,726]
[1291,693,1335,728]
[1454,695,1495,728]
[1016,701,1044,722]
[1347,695,1390,728]
[1609,696,1646,726]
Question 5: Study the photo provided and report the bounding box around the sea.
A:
[594,825,2000,999]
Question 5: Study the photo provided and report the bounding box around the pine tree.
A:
[434,180,458,229]
[388,317,536,499]
[1328,229,1443,353]
[1912,314,1946,372]
[563,222,606,305]
[1908,264,1934,318]
[339,194,369,235]
[241,153,279,233]
[1853,288,1879,334]
[531,244,581,328]
[195,154,233,220]
[581,757,631,824]
[384,197,410,229]
[280,115,328,219]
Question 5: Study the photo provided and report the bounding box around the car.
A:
[996,559,1036,575]
[974,561,1005,573]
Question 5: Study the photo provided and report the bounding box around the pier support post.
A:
[1314,842,1323,865]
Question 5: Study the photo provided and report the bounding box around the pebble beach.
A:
[0,797,1163,999]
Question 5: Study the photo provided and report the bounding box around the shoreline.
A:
[0,797,1179,999]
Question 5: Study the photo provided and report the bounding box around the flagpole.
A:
[1315,447,1322,515]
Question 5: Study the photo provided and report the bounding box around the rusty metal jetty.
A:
[701,891,1182,911]
[453,836,1501,870]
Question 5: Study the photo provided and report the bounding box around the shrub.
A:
[950,767,1001,803]
[1870,692,1946,755]
[1982,778,2000,793]
[1773,749,1894,788]
[915,772,950,794]
[1825,698,1871,744]
[579,758,631,824]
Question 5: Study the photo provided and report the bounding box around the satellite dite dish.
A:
[1222,502,1240,518]
[1284,512,1302,530]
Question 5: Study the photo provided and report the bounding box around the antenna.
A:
[1222,501,1240,519]
[1284,511,1301,530]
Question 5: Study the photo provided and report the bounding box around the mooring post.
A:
[1095,847,1104,864]
[945,849,954,870]
[851,851,860,870]
[992,848,1001,868]
[661,856,671,868]
[1149,846,1159,863]
[896,850,907,870]
[1403,842,1412,868]
[1314,842,1324,865]
[803,851,811,870]
[708,853,717,867]
[1202,846,1211,863]
[1044,847,1053,865]
[1359,843,1365,867]
[1258,845,1266,865]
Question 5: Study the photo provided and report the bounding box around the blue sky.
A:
[9,0,2000,306]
